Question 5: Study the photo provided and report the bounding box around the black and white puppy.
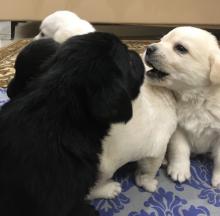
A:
[7,39,60,99]
[0,33,144,216]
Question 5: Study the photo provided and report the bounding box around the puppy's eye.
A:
[40,32,45,37]
[174,43,188,54]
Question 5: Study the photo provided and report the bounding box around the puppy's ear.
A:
[7,39,59,99]
[89,81,132,123]
[210,52,220,84]
[87,62,132,123]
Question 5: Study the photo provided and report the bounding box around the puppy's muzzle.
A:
[145,45,157,57]
[144,45,169,80]
[144,45,158,67]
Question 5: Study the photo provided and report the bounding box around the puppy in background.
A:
[34,10,95,43]
[145,26,220,188]
[7,39,59,99]
[8,10,94,97]
[0,32,144,215]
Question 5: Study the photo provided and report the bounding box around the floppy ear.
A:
[87,61,132,123]
[89,81,132,123]
[210,52,220,84]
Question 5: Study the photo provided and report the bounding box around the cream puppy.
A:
[144,26,220,188]
[88,64,177,199]
[34,10,95,43]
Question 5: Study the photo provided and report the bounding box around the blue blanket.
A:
[0,88,219,216]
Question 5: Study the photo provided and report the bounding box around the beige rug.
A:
[0,39,31,87]
[0,39,152,88]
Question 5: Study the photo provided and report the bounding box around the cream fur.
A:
[145,26,220,188]
[88,82,177,199]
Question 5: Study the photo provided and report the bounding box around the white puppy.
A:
[144,26,220,188]
[34,10,95,43]
[88,63,177,199]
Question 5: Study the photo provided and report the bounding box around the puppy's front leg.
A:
[167,128,191,183]
[212,143,220,189]
[87,157,121,199]
[135,156,164,192]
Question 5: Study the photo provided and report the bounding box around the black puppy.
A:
[7,38,59,98]
[0,32,144,216]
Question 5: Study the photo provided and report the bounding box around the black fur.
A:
[0,32,144,216]
[7,38,60,99]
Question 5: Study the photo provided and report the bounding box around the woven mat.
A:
[0,39,153,88]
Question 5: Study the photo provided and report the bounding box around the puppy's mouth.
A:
[145,61,169,80]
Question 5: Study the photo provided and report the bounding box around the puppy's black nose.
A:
[146,45,157,56]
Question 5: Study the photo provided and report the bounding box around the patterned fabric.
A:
[0,88,219,216]
[91,156,220,216]
[0,87,9,105]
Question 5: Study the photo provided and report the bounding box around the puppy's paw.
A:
[212,173,220,189]
[104,181,122,198]
[135,174,158,192]
[87,180,122,199]
[167,162,191,183]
